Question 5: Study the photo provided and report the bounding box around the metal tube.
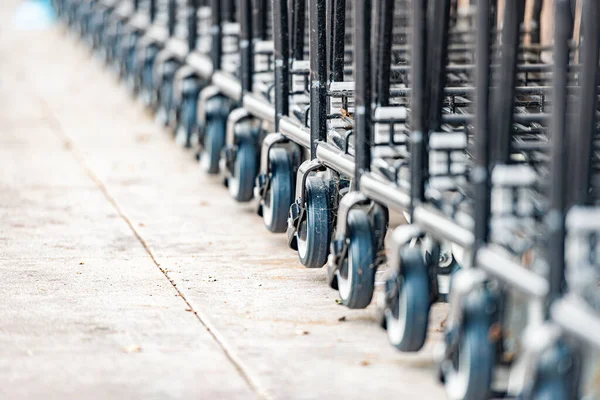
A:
[571,0,599,206]
[210,0,222,70]
[316,142,355,177]
[273,0,290,131]
[492,0,525,164]
[280,117,311,148]
[413,205,475,249]
[547,0,573,304]
[149,0,156,22]
[254,0,268,40]
[212,71,242,100]
[308,0,327,159]
[375,0,393,107]
[292,0,306,61]
[243,93,276,123]
[330,0,346,83]
[552,297,600,349]
[240,0,253,93]
[353,0,372,188]
[168,0,176,37]
[187,0,198,51]
[409,0,427,208]
[476,246,549,298]
[530,0,543,44]
[360,173,411,212]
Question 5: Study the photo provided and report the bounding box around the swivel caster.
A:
[261,148,294,233]
[295,175,333,268]
[529,341,575,400]
[175,94,199,148]
[384,246,430,351]
[227,138,258,202]
[441,289,496,400]
[335,208,376,309]
[200,118,226,174]
[156,61,179,127]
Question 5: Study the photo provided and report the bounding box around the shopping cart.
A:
[196,0,242,174]
[151,0,193,128]
[170,0,215,148]
[223,0,276,202]
[255,0,308,233]
[512,1,600,398]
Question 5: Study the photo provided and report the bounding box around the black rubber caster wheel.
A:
[228,140,257,202]
[262,148,293,233]
[175,97,198,148]
[384,247,430,351]
[296,175,332,268]
[335,208,376,309]
[200,118,226,174]
[443,299,495,400]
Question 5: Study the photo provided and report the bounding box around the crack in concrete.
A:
[36,89,270,400]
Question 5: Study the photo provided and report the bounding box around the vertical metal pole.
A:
[187,0,198,51]
[254,0,268,40]
[210,0,222,70]
[530,0,544,45]
[133,0,140,11]
[326,0,333,78]
[410,0,427,210]
[472,0,492,255]
[222,0,235,22]
[273,0,290,131]
[309,0,327,159]
[292,0,306,61]
[375,0,393,106]
[426,0,451,133]
[330,0,346,83]
[354,0,372,188]
[168,0,177,37]
[547,0,573,304]
[572,0,599,206]
[240,0,253,94]
[149,0,156,23]
[492,0,525,164]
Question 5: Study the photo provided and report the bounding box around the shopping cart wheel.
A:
[200,118,226,174]
[530,342,574,400]
[384,247,430,351]
[371,204,389,249]
[443,294,495,400]
[157,73,175,127]
[531,379,569,400]
[140,47,159,107]
[297,176,332,268]
[175,96,198,148]
[335,208,376,309]
[228,140,257,202]
[262,148,293,233]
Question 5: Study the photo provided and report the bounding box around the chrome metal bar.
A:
[165,38,189,60]
[360,173,410,212]
[146,25,169,43]
[186,52,213,79]
[413,204,474,248]
[316,142,354,177]
[243,93,275,123]
[279,117,310,148]
[552,296,600,349]
[212,71,242,101]
[477,246,548,298]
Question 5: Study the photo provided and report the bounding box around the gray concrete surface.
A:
[0,2,447,398]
